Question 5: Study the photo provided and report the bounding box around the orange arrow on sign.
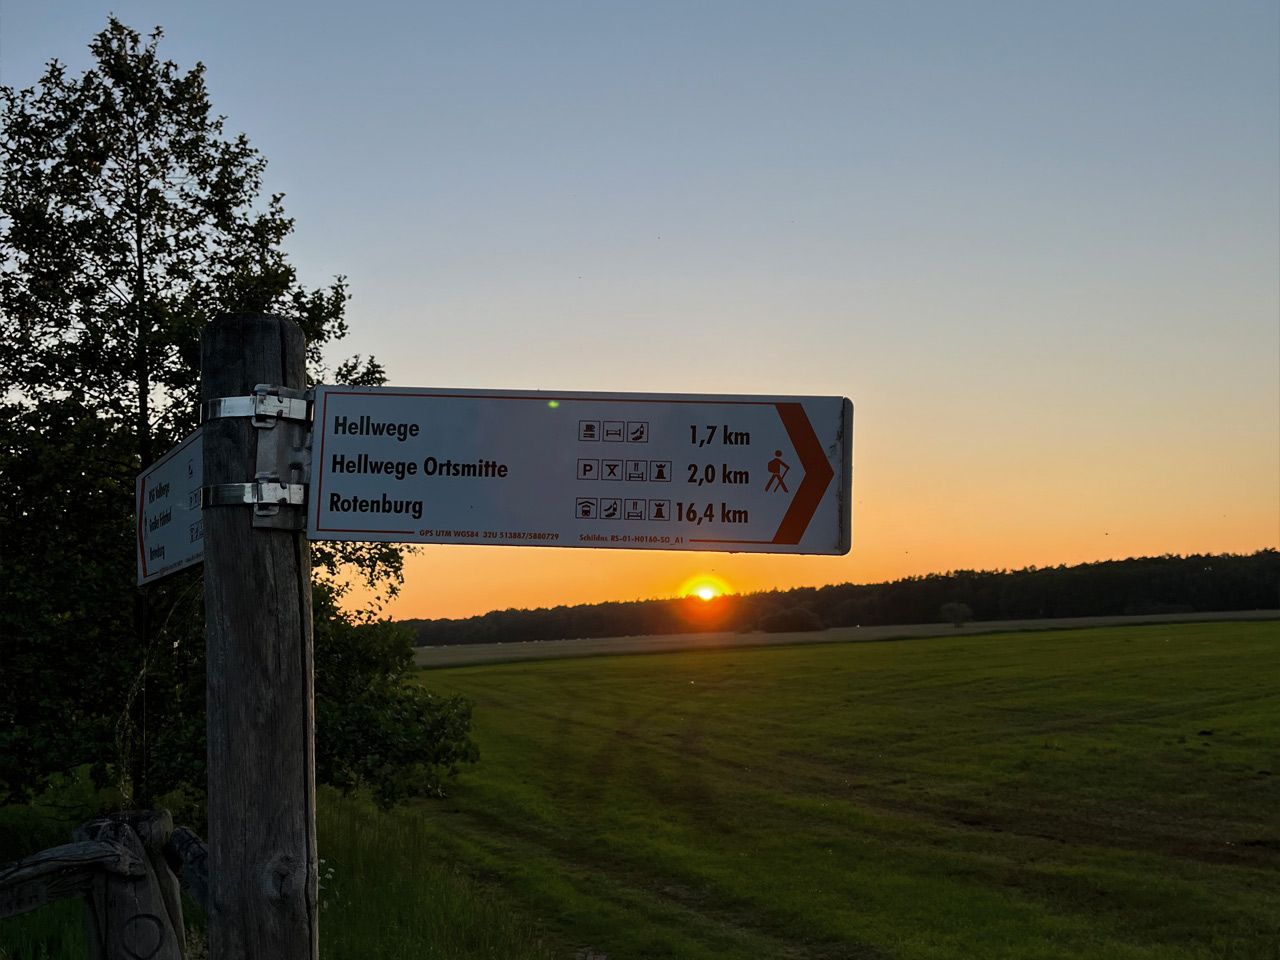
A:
[689,402,835,549]
[771,402,834,544]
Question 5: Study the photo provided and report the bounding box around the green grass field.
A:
[395,620,1280,960]
[3,620,1278,959]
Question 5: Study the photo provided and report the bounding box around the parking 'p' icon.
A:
[577,459,598,480]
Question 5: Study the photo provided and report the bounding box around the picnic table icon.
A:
[765,451,790,493]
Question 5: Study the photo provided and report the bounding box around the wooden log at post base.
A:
[0,840,142,920]
[134,812,186,957]
[164,826,210,914]
[75,818,183,960]
[201,313,318,960]
[77,810,187,956]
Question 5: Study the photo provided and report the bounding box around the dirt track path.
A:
[413,609,1279,668]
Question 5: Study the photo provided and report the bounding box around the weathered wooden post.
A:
[76,812,184,960]
[0,810,209,958]
[200,313,317,959]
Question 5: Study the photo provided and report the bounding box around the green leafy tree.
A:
[0,399,137,797]
[0,18,475,808]
[312,587,479,809]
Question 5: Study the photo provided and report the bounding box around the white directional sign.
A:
[310,387,852,554]
[136,429,204,584]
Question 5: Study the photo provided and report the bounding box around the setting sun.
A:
[679,574,732,602]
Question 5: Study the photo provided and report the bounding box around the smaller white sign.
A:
[136,429,204,585]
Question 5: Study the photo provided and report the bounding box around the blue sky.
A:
[4,1,1277,616]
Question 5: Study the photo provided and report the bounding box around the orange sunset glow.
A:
[679,574,732,602]
[347,427,1278,622]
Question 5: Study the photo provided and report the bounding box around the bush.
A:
[940,602,973,627]
[314,587,479,809]
[760,606,825,633]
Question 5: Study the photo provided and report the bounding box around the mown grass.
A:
[4,621,1278,959]
[404,621,1280,959]
[317,792,555,960]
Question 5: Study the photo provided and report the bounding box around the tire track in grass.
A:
[417,797,890,960]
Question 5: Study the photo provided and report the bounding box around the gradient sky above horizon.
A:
[4,1,1277,619]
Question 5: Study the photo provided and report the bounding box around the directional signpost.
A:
[310,386,852,554]
[128,313,855,960]
[136,428,205,585]
[136,390,854,578]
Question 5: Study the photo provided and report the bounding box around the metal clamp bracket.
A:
[203,474,307,518]
[202,384,312,429]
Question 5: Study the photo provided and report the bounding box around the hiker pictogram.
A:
[765,450,790,493]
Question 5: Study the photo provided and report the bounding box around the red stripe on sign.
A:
[137,480,148,577]
[771,402,833,545]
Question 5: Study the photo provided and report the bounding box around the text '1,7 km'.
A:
[311,386,853,554]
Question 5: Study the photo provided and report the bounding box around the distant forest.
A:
[402,550,1279,647]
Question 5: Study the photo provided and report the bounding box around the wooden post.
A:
[201,313,317,960]
[75,814,184,960]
